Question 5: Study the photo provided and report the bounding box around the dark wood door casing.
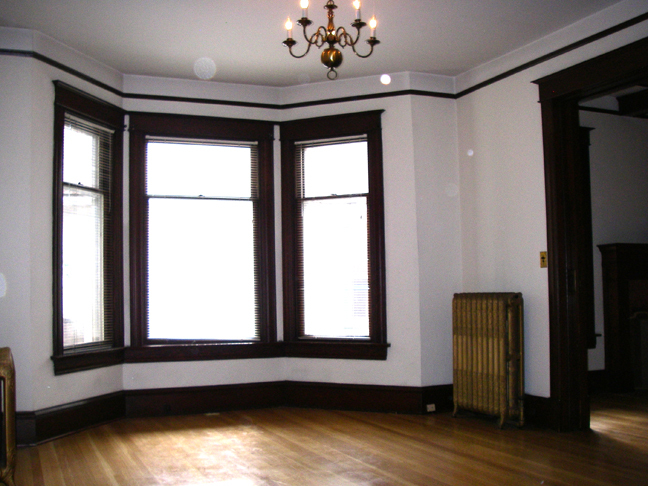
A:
[599,244,648,393]
[534,36,648,431]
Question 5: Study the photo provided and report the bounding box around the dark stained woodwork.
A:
[51,82,125,375]
[15,394,648,486]
[598,244,648,393]
[127,112,277,362]
[16,382,468,446]
[578,127,597,350]
[125,383,286,418]
[51,348,125,375]
[280,111,388,360]
[534,35,648,431]
[617,86,648,117]
[285,382,453,415]
[281,341,390,360]
[538,96,591,431]
[124,342,284,363]
[16,392,125,446]
[536,37,648,103]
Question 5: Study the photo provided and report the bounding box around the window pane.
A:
[301,197,370,338]
[147,199,257,340]
[147,142,253,198]
[63,122,102,189]
[145,139,258,342]
[300,142,368,197]
[62,186,105,347]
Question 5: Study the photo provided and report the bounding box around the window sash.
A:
[60,114,115,353]
[62,186,108,348]
[144,139,261,342]
[294,137,372,340]
[298,196,370,339]
[295,139,368,198]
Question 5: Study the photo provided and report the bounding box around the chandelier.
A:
[283,0,379,80]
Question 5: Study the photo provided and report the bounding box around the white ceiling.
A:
[0,0,626,87]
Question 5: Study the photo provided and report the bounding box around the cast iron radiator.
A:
[0,348,16,486]
[452,293,524,428]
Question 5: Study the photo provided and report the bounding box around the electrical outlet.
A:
[426,403,436,412]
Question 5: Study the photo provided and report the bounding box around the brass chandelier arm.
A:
[336,24,379,59]
[350,37,380,58]
[307,26,328,48]
[284,39,313,59]
[284,24,328,59]
[336,27,355,47]
[336,19,365,48]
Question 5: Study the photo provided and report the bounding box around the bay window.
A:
[281,111,388,359]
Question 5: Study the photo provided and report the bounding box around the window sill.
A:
[125,342,284,363]
[284,341,390,360]
[52,347,125,375]
[52,341,389,372]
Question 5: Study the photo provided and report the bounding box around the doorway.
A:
[535,36,648,431]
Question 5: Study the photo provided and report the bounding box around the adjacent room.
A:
[1,1,648,484]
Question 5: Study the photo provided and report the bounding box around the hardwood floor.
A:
[14,393,648,486]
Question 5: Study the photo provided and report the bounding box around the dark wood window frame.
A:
[127,112,280,362]
[280,111,389,360]
[52,82,125,375]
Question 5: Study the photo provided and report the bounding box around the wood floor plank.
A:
[14,393,648,485]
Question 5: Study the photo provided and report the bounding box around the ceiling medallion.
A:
[283,0,379,80]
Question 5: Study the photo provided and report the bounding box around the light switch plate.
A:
[540,251,548,268]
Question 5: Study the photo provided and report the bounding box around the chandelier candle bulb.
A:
[353,0,361,20]
[300,0,309,19]
[285,17,293,38]
[369,16,377,37]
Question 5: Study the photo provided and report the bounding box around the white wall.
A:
[0,54,127,411]
[0,56,37,411]
[580,111,648,370]
[457,73,550,397]
[411,97,462,386]
[455,13,648,398]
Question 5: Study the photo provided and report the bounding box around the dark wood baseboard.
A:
[286,382,450,414]
[422,384,454,413]
[588,369,609,395]
[16,383,550,446]
[16,391,125,446]
[524,394,553,428]
[125,381,286,417]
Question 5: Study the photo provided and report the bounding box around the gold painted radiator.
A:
[452,293,524,428]
[0,348,16,486]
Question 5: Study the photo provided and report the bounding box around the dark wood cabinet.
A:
[598,244,648,392]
